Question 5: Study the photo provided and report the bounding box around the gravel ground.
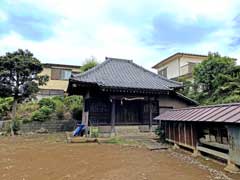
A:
[167,151,232,180]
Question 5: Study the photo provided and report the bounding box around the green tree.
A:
[80,56,98,72]
[0,49,49,135]
[194,52,235,97]
[177,77,198,100]
[181,52,239,105]
[0,97,14,119]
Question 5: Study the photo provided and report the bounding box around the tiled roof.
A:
[70,57,183,91]
[154,103,240,123]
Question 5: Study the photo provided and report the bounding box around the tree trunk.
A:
[11,100,17,136]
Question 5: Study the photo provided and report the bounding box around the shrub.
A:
[64,95,83,111]
[31,106,53,122]
[39,98,56,110]
[0,97,14,118]
[16,101,39,123]
[5,118,21,134]
[39,106,52,116]
[17,101,39,112]
[12,119,21,134]
[54,99,64,120]
[31,111,44,122]
[52,96,64,102]
[64,96,83,120]
[155,126,165,143]
[22,117,32,124]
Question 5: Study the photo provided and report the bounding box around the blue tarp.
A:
[73,124,86,136]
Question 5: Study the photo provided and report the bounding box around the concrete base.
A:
[173,143,180,150]
[95,125,157,137]
[224,161,240,173]
[192,149,201,157]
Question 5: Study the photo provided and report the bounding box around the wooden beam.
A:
[197,145,229,160]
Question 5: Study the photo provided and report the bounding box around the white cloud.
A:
[0,10,7,21]
[0,0,240,71]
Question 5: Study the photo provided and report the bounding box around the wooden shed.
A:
[67,57,197,135]
[154,103,240,173]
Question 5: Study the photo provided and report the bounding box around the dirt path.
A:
[0,135,235,180]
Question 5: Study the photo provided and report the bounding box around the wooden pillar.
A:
[82,94,89,137]
[149,102,153,132]
[111,97,116,135]
[82,96,85,123]
[184,122,187,145]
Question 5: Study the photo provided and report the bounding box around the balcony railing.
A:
[180,62,196,76]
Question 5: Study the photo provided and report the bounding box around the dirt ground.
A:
[0,134,238,180]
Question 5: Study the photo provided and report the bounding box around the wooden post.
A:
[149,102,153,132]
[111,97,116,135]
[82,95,89,137]
[82,96,85,123]
[184,122,187,145]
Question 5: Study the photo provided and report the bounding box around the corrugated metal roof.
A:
[154,103,240,123]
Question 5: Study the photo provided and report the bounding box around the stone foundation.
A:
[95,125,157,137]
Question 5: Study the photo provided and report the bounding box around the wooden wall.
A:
[87,98,111,125]
[164,121,197,149]
[86,96,159,126]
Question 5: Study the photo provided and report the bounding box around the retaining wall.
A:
[20,120,76,133]
[0,120,76,133]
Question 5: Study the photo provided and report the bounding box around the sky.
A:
[0,0,240,71]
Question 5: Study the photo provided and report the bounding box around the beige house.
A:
[38,63,81,98]
[152,53,207,80]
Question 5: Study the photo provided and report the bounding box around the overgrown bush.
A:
[39,98,56,110]
[12,119,21,133]
[0,97,13,118]
[16,101,39,123]
[31,106,53,122]
[54,99,64,120]
[12,96,83,123]
[5,119,21,134]
[52,96,64,102]
[155,126,165,143]
[64,96,82,110]
[64,96,83,120]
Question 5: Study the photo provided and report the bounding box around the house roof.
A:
[43,63,81,69]
[70,57,183,92]
[152,52,207,69]
[154,103,240,123]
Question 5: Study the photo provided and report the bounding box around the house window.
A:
[38,89,65,96]
[158,68,167,77]
[51,68,72,80]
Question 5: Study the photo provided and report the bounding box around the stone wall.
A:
[0,119,76,133]
[20,120,76,133]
